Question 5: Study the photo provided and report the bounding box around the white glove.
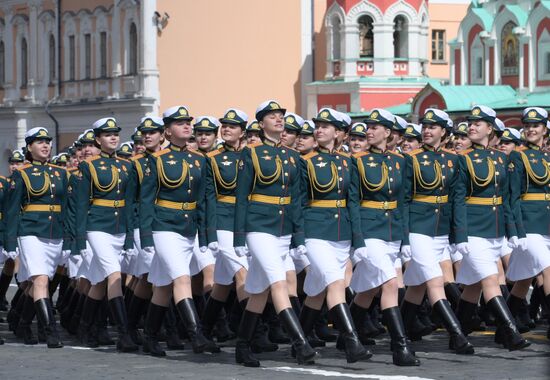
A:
[208,242,219,251]
[456,242,470,256]
[80,249,89,259]
[61,250,71,262]
[124,248,138,257]
[354,247,368,261]
[508,236,519,249]
[518,238,528,251]
[7,251,18,260]
[143,246,155,255]
[400,245,412,260]
[69,255,81,265]
[296,245,307,256]
[235,246,249,257]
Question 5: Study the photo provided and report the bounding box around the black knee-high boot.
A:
[488,296,530,351]
[382,307,420,366]
[315,302,338,342]
[455,298,478,336]
[545,294,550,339]
[214,305,234,342]
[369,297,387,334]
[78,296,102,347]
[57,284,74,316]
[61,289,80,330]
[127,295,149,345]
[201,297,227,339]
[279,307,317,364]
[68,293,86,335]
[10,284,23,309]
[264,302,290,343]
[229,297,245,333]
[8,290,25,332]
[143,303,168,357]
[164,301,185,349]
[109,296,139,352]
[235,310,261,367]
[299,304,326,348]
[175,298,219,353]
[35,298,63,348]
[444,283,462,311]
[16,295,38,345]
[96,298,115,345]
[433,299,474,354]
[400,300,432,341]
[330,303,371,363]
[56,275,71,310]
[48,272,63,301]
[193,294,206,319]
[0,271,13,311]
[349,302,376,345]
[507,294,530,333]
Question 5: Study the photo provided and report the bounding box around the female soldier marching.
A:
[455,105,529,351]
[5,127,68,348]
[233,100,316,367]
[350,109,419,366]
[298,107,370,364]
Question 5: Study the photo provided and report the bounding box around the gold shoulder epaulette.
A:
[515,146,527,152]
[338,152,350,158]
[48,163,67,170]
[18,163,32,171]
[207,148,222,158]
[302,151,318,160]
[459,148,473,156]
[247,142,263,148]
[118,157,130,162]
[387,150,403,158]
[131,154,144,161]
[353,152,369,159]
[86,155,100,162]
[153,148,170,157]
[186,148,204,157]
[408,148,423,156]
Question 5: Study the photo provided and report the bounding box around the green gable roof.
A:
[471,7,493,31]
[505,5,528,27]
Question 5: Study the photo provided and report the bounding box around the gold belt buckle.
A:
[546,194,550,201]
[114,200,120,207]
[436,196,442,204]
[279,197,285,205]
[492,196,498,205]
[336,200,342,207]
[383,201,389,210]
[182,202,189,210]
[49,205,54,212]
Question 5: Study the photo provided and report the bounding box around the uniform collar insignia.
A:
[472,143,487,150]
[100,151,115,158]
[317,146,333,154]
[369,147,383,154]
[32,160,47,166]
[422,144,441,152]
[263,137,279,147]
[169,143,186,152]
[527,143,541,151]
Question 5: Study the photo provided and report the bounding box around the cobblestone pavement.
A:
[0,287,548,379]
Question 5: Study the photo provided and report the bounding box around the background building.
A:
[0,0,467,173]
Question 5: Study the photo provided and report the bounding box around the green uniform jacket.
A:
[75,152,134,251]
[65,168,80,254]
[509,144,550,237]
[0,176,8,247]
[205,144,241,233]
[233,140,304,247]
[456,144,517,239]
[353,148,406,242]
[300,147,364,248]
[403,146,466,245]
[139,144,209,248]
[5,162,69,252]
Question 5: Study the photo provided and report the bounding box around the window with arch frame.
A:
[358,15,374,58]
[0,40,4,87]
[129,22,138,75]
[49,34,56,84]
[21,37,28,87]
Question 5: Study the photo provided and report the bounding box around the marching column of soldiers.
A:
[0,101,549,368]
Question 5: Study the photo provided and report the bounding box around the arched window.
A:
[393,16,408,59]
[129,22,138,75]
[331,16,341,60]
[49,34,56,83]
[358,15,374,58]
[0,41,4,87]
[21,37,28,87]
[501,21,518,76]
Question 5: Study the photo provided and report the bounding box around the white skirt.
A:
[449,245,463,263]
[149,231,195,287]
[500,237,513,258]
[507,234,550,281]
[190,235,216,276]
[18,236,63,279]
[304,239,351,297]
[403,233,448,286]
[68,255,83,279]
[17,248,30,282]
[214,230,249,285]
[87,231,125,285]
[72,241,94,280]
[245,232,294,294]
[456,236,504,285]
[351,239,400,292]
[134,228,153,276]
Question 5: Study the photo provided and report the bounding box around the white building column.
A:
[111,0,121,98]
[325,24,334,79]
[27,0,40,103]
[340,23,359,81]
[139,0,159,112]
[2,7,15,104]
[15,110,28,149]
[407,24,421,76]
[372,22,394,77]
[518,35,529,91]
